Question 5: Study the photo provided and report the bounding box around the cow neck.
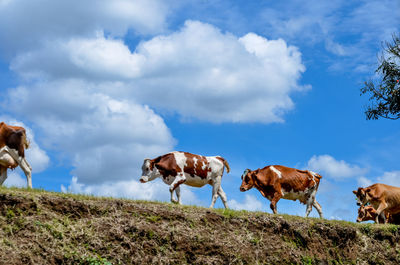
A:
[252,170,263,190]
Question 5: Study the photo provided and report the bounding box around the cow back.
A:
[182,152,211,179]
[153,153,181,178]
[271,165,320,192]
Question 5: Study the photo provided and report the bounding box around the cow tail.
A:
[307,171,322,190]
[217,157,230,173]
[224,159,230,173]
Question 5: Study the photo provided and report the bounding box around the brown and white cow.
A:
[0,122,32,188]
[353,183,400,224]
[239,165,323,218]
[140,151,230,208]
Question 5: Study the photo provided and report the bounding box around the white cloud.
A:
[11,21,307,123]
[5,80,174,184]
[61,176,203,206]
[377,171,400,187]
[0,0,169,55]
[307,154,367,179]
[11,35,146,80]
[355,171,400,189]
[132,21,308,123]
[357,176,373,187]
[3,171,27,188]
[229,194,264,211]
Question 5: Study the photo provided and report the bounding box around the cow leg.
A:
[313,200,324,218]
[175,186,182,204]
[270,192,282,214]
[169,189,177,204]
[375,202,388,224]
[169,174,186,204]
[209,176,222,208]
[217,186,228,209]
[0,167,7,185]
[3,147,32,188]
[305,189,318,217]
[19,158,32,189]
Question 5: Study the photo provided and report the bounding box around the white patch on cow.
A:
[201,160,206,170]
[308,170,317,185]
[172,151,186,174]
[281,187,316,204]
[270,166,282,179]
[193,157,198,175]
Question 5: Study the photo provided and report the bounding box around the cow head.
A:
[140,158,159,183]
[356,205,373,222]
[5,128,30,157]
[353,187,370,206]
[240,169,255,192]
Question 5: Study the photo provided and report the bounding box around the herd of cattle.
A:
[1,122,399,224]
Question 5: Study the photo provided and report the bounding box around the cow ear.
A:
[352,190,357,195]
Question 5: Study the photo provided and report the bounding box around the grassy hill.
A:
[0,187,399,264]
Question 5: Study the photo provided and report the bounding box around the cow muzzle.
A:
[240,186,247,192]
[140,177,148,183]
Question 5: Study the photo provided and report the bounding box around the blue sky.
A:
[0,0,399,221]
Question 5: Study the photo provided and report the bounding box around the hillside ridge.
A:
[0,187,399,264]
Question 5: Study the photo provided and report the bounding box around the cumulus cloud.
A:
[307,154,367,179]
[3,172,27,188]
[355,171,400,190]
[61,176,204,206]
[229,194,264,211]
[377,171,400,187]
[0,0,168,55]
[11,35,146,80]
[357,176,373,187]
[11,21,308,124]
[6,80,174,184]
[126,21,308,123]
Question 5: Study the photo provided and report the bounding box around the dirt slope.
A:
[0,187,399,265]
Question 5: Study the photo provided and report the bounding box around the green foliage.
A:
[5,209,15,220]
[301,256,313,265]
[81,256,112,265]
[146,215,161,223]
[361,33,400,120]
[216,208,246,218]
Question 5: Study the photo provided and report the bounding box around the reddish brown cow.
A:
[356,205,400,224]
[356,205,388,223]
[0,122,29,157]
[240,165,323,218]
[353,183,400,224]
[140,151,230,208]
[0,122,32,188]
